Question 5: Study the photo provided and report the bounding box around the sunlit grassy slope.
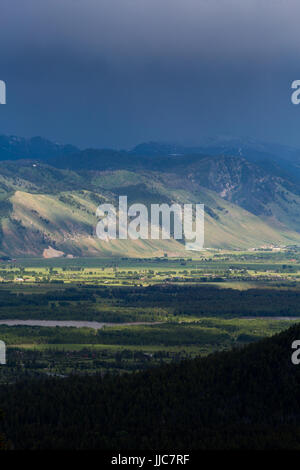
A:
[0,181,297,257]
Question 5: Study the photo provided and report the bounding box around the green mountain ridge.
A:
[0,138,300,255]
[0,168,297,257]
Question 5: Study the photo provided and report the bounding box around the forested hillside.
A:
[1,323,300,449]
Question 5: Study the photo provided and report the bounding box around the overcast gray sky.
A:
[0,0,300,148]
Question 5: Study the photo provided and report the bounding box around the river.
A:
[0,320,160,330]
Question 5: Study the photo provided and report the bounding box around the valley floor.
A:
[0,249,300,382]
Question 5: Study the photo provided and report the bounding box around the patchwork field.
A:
[0,249,300,382]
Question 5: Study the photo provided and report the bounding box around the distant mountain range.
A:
[0,135,78,162]
[0,134,300,256]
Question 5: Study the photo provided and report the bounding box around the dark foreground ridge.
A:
[1,324,300,449]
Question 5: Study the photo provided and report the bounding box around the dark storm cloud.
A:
[0,0,300,148]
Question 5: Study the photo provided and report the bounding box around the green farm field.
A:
[0,249,300,382]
